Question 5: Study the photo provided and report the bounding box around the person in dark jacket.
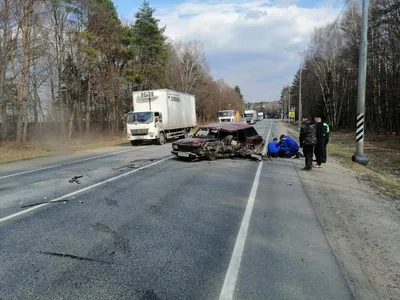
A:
[314,116,323,168]
[299,114,317,170]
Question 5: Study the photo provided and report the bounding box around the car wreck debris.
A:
[171,122,266,161]
[69,175,83,184]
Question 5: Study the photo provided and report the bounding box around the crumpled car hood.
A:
[173,137,215,147]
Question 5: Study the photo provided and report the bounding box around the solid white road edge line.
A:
[0,156,173,224]
[219,121,273,300]
[0,146,150,180]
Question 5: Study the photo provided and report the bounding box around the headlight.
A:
[173,144,178,150]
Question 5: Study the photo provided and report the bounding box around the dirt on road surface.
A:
[276,121,400,300]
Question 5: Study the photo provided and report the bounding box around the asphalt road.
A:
[0,120,353,300]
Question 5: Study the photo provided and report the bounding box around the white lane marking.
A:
[0,146,150,180]
[0,156,173,224]
[219,122,273,300]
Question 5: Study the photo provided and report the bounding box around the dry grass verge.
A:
[329,131,400,198]
[0,135,126,164]
[284,121,400,198]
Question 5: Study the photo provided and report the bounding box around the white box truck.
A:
[126,89,196,145]
[244,110,257,124]
[218,110,235,122]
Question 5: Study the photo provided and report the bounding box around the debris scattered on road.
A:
[69,175,83,184]
[111,159,156,170]
[21,199,69,208]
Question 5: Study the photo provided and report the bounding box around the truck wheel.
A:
[157,132,165,145]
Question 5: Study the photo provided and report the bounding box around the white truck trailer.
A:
[126,89,196,145]
[244,110,257,124]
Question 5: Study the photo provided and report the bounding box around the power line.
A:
[313,0,350,56]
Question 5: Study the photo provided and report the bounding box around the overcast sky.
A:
[113,0,343,102]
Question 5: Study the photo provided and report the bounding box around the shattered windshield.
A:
[126,112,153,124]
[194,128,219,138]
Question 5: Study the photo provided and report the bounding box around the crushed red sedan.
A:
[171,122,266,161]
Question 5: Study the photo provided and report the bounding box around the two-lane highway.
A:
[0,120,353,300]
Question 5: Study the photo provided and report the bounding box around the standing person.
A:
[321,120,330,163]
[314,116,323,168]
[299,114,317,170]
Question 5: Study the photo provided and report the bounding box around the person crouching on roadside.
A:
[267,138,281,158]
[279,134,301,158]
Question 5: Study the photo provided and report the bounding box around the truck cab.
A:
[126,111,165,145]
[218,110,235,122]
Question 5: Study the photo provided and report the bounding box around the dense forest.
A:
[282,0,400,134]
[0,0,245,142]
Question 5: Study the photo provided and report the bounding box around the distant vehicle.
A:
[218,110,235,122]
[257,112,264,121]
[126,89,196,146]
[244,110,257,124]
[218,110,241,122]
[171,122,265,161]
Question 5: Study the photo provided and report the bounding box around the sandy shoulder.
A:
[275,121,400,300]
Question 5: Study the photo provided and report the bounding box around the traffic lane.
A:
[0,143,149,177]
[0,143,172,218]
[0,121,272,218]
[0,157,262,300]
[234,158,352,300]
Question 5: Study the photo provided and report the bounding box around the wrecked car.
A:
[171,122,266,161]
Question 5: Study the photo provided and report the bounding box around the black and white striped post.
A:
[353,0,369,165]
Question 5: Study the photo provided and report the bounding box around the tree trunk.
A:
[86,62,92,138]
[68,101,75,140]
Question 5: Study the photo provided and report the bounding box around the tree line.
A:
[0,0,245,142]
[282,0,400,134]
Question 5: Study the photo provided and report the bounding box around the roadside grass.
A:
[0,135,127,164]
[283,120,400,197]
[328,131,400,197]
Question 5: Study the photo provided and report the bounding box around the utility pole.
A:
[299,62,302,127]
[353,0,369,166]
[288,85,291,121]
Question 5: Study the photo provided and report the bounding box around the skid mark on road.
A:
[92,223,131,255]
[37,251,112,265]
